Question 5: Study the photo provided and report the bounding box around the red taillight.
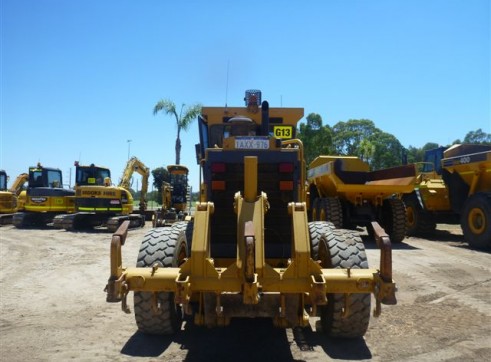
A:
[279,163,294,173]
[212,163,226,173]
[211,180,226,191]
[279,181,294,191]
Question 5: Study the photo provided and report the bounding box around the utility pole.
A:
[127,139,132,160]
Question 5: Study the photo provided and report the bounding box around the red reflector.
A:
[279,181,294,191]
[212,180,226,190]
[279,163,294,173]
[212,163,226,173]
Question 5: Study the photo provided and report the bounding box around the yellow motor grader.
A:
[152,164,191,227]
[106,90,397,338]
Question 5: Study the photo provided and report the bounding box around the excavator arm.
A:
[9,173,28,196]
[118,157,150,212]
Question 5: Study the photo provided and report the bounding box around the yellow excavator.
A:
[53,157,150,232]
[0,171,28,224]
[13,164,75,228]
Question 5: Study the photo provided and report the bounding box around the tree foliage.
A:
[463,128,491,144]
[297,113,333,165]
[153,99,202,165]
[297,115,489,170]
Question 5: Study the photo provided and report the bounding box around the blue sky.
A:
[1,0,489,192]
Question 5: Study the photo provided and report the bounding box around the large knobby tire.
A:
[133,225,188,334]
[461,192,491,250]
[403,193,436,236]
[311,227,371,338]
[171,220,194,254]
[380,198,407,243]
[308,221,335,259]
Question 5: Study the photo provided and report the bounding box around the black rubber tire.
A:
[312,227,371,338]
[171,221,194,254]
[380,198,407,243]
[308,221,335,259]
[133,226,188,334]
[461,192,491,250]
[403,193,436,236]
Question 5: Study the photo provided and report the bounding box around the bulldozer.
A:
[13,164,75,228]
[53,157,149,232]
[306,156,417,243]
[404,144,491,249]
[106,90,397,338]
[0,171,28,224]
[152,164,191,227]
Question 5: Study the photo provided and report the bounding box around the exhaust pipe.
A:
[261,101,269,136]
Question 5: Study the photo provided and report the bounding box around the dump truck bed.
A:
[307,156,417,204]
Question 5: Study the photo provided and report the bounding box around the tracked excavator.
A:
[13,164,75,228]
[53,157,149,232]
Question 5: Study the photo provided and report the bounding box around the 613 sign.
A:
[273,126,293,139]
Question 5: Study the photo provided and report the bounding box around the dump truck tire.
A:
[313,228,371,338]
[381,198,407,243]
[403,193,436,236]
[461,192,491,250]
[308,221,335,259]
[314,197,343,228]
[133,226,188,334]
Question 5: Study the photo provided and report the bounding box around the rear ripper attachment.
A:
[106,91,397,338]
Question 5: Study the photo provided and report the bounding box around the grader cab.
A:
[106,91,397,338]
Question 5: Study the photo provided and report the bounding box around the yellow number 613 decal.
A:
[273,126,292,139]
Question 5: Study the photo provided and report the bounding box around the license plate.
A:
[235,137,269,149]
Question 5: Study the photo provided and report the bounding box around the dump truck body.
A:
[404,144,491,249]
[307,155,417,243]
[106,90,397,338]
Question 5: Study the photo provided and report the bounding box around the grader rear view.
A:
[106,91,397,338]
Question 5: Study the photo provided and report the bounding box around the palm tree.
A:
[153,99,202,165]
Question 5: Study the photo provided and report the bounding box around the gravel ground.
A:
[0,223,489,361]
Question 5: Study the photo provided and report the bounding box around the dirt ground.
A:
[0,222,490,362]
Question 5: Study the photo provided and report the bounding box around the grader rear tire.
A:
[133,226,188,334]
[314,228,371,338]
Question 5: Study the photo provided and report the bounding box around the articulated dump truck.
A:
[306,156,417,243]
[106,90,397,338]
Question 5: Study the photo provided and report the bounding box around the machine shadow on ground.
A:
[121,318,372,361]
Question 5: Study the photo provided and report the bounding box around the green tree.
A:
[153,100,202,165]
[297,113,333,165]
[463,128,491,144]
[332,119,379,156]
[369,132,405,169]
